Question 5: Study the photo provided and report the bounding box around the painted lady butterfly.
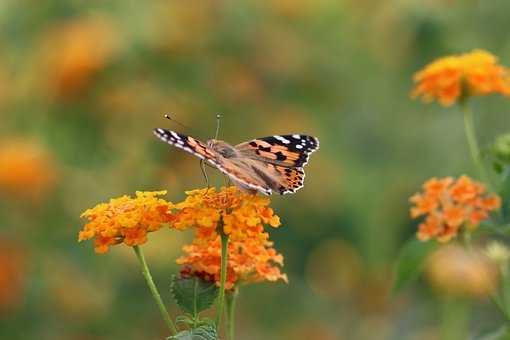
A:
[153,129,319,195]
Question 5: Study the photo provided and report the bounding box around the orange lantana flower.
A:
[174,186,286,288]
[78,191,174,253]
[172,187,281,240]
[410,176,501,242]
[412,49,510,106]
[177,235,287,289]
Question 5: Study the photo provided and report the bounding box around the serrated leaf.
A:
[168,325,218,340]
[171,276,218,316]
[392,237,438,294]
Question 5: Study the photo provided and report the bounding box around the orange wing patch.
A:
[272,165,305,194]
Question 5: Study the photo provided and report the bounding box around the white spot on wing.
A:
[292,134,301,139]
[274,135,291,144]
[296,144,303,149]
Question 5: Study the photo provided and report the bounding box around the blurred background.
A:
[1,0,510,339]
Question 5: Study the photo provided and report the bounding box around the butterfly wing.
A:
[236,134,319,168]
[235,134,319,194]
[215,158,273,195]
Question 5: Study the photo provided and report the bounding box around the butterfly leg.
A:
[199,159,210,190]
[222,174,231,188]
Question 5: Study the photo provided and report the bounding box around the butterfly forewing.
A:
[153,128,218,164]
[236,134,319,168]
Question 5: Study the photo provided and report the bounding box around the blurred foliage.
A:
[1,0,510,339]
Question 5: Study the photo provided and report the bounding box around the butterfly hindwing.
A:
[265,164,305,194]
[236,134,319,168]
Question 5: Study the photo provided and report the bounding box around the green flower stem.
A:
[215,219,229,329]
[491,292,510,321]
[461,104,492,188]
[226,288,239,340]
[440,297,470,340]
[462,229,472,252]
[133,245,177,336]
[500,264,510,320]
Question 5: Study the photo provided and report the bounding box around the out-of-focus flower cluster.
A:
[78,191,174,253]
[425,245,498,298]
[39,15,120,100]
[0,139,58,199]
[174,187,287,289]
[410,176,501,242]
[412,49,510,106]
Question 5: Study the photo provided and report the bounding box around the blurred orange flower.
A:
[174,186,286,288]
[426,245,498,298]
[412,49,510,106]
[410,176,501,242]
[40,16,119,99]
[0,139,57,199]
[0,240,28,313]
[78,191,174,253]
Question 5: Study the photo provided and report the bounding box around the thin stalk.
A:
[500,264,510,320]
[133,245,177,335]
[215,219,229,329]
[461,104,492,188]
[440,297,470,340]
[462,230,472,252]
[491,292,510,321]
[226,288,239,340]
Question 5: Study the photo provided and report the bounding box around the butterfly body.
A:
[154,129,319,195]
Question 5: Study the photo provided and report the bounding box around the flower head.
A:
[412,49,510,106]
[172,187,281,239]
[425,245,498,298]
[78,191,174,253]
[174,186,286,288]
[0,139,57,199]
[177,235,288,289]
[39,15,119,99]
[410,176,501,242]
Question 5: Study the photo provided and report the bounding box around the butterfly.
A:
[153,128,319,195]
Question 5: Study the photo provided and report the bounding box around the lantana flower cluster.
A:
[78,187,287,287]
[412,49,510,106]
[78,191,174,253]
[410,176,501,242]
[173,187,287,288]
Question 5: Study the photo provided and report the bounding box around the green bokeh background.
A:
[1,1,509,339]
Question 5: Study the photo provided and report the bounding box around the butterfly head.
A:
[206,139,237,159]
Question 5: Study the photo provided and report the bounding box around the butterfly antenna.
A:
[164,113,191,130]
[214,113,222,140]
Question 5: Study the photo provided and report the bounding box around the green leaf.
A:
[171,275,218,316]
[168,325,218,340]
[476,325,510,340]
[499,167,510,221]
[392,237,438,294]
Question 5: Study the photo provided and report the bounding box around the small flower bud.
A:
[493,134,510,164]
